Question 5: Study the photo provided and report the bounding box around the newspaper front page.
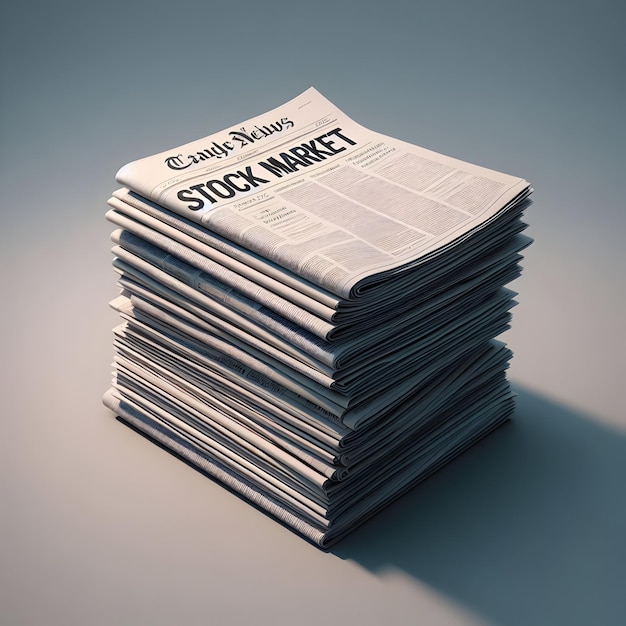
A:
[116,88,531,300]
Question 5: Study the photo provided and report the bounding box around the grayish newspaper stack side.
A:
[103,88,532,548]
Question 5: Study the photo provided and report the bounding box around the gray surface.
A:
[2,1,624,624]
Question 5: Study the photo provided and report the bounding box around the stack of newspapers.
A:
[103,88,532,548]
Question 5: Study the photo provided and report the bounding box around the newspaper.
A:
[105,87,532,548]
[116,88,531,300]
[107,192,530,344]
[103,367,514,548]
[110,286,513,433]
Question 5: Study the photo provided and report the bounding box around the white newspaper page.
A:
[117,88,530,299]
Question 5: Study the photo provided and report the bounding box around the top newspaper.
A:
[117,87,531,301]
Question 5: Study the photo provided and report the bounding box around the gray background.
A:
[2,1,624,624]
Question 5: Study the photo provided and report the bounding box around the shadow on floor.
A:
[332,385,626,626]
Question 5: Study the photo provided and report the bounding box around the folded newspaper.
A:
[104,87,532,548]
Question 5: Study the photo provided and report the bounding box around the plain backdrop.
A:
[2,1,624,625]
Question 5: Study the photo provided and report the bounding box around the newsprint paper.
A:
[105,88,532,548]
[116,88,530,301]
